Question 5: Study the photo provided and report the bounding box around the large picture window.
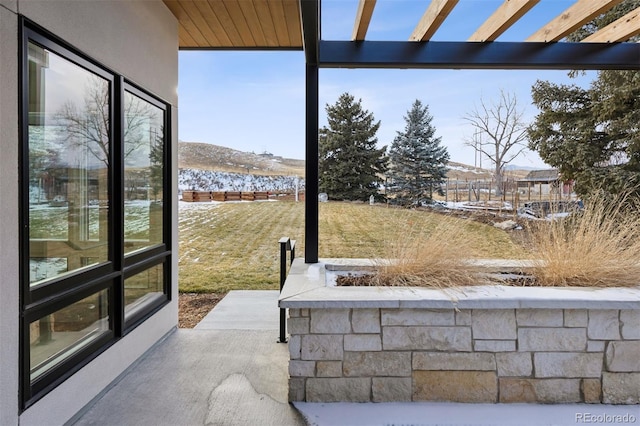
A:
[27,41,111,287]
[20,21,171,408]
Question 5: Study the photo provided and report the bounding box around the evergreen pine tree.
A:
[319,93,387,201]
[387,100,449,205]
[528,1,640,198]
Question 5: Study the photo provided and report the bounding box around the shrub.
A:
[370,215,486,288]
[528,191,640,287]
[365,191,640,288]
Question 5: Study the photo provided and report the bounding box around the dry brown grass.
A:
[369,215,489,288]
[362,192,640,289]
[527,192,640,287]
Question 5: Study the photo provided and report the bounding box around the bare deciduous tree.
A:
[463,90,528,196]
[57,76,153,167]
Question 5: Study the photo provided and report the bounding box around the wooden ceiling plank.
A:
[164,1,209,47]
[469,0,540,42]
[268,0,290,46]
[204,0,245,46]
[283,0,303,46]
[163,0,185,20]
[190,1,234,46]
[253,0,280,47]
[223,0,257,46]
[582,7,640,42]
[178,27,196,48]
[527,0,625,42]
[177,0,224,47]
[236,0,268,46]
[352,0,377,41]
[410,0,460,41]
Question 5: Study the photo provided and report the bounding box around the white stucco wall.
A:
[0,3,21,425]
[0,1,179,424]
[18,0,178,105]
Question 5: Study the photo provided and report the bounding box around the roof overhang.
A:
[163,0,303,49]
[164,0,640,69]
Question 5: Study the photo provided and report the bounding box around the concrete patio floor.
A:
[70,291,305,426]
[70,290,639,426]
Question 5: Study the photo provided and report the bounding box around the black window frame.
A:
[119,80,172,331]
[19,18,172,409]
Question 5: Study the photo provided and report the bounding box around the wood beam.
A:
[352,0,377,41]
[582,7,640,42]
[409,0,459,42]
[469,0,540,42]
[527,0,624,42]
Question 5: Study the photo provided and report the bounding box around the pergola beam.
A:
[582,6,640,42]
[319,40,640,70]
[352,0,377,41]
[469,0,540,42]
[409,0,459,42]
[527,0,624,42]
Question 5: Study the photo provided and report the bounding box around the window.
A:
[29,289,110,383]
[27,41,111,288]
[20,21,171,408]
[125,263,165,322]
[123,88,165,256]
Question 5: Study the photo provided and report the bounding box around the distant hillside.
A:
[447,162,530,181]
[179,141,305,176]
[446,162,493,181]
[178,141,531,181]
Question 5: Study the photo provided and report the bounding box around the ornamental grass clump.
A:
[528,191,640,287]
[370,216,486,288]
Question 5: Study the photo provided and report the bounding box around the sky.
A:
[178,0,597,169]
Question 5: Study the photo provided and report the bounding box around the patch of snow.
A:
[178,200,224,211]
[448,165,485,174]
[494,220,518,230]
[179,168,305,192]
[546,212,572,220]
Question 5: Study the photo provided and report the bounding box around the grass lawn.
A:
[178,200,526,293]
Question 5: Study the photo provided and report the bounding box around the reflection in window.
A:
[123,91,164,255]
[30,289,109,381]
[125,264,164,320]
[28,42,110,285]
[30,258,68,283]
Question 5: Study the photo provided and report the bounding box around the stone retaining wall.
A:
[287,307,640,404]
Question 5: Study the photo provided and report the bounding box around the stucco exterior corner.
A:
[0,5,20,425]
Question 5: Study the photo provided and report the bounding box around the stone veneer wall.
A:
[287,307,640,404]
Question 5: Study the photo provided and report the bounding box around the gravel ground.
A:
[178,292,226,328]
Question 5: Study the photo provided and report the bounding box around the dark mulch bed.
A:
[336,274,379,286]
[336,272,538,287]
[178,292,226,328]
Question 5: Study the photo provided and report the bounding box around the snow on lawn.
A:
[179,168,305,192]
[178,199,277,212]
